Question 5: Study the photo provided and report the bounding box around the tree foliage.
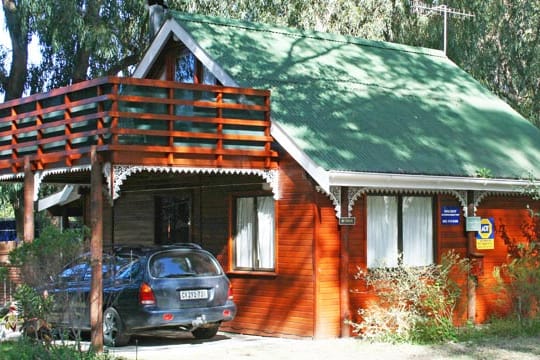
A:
[24,0,148,92]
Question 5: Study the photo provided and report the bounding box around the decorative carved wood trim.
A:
[105,164,280,201]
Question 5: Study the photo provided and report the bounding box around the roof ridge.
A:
[170,10,446,59]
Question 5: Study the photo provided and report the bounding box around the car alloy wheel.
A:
[103,307,130,347]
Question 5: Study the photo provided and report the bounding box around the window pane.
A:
[175,52,195,83]
[367,196,398,267]
[256,196,274,269]
[202,67,216,85]
[235,197,254,268]
[402,197,433,266]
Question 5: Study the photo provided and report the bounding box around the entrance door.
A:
[155,193,191,244]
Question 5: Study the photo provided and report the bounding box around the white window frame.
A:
[367,195,434,268]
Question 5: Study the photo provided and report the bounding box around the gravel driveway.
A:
[105,332,540,360]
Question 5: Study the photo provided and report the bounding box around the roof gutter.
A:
[327,171,533,193]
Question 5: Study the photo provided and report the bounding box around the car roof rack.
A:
[110,243,203,254]
[161,243,203,250]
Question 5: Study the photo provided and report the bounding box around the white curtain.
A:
[256,197,275,269]
[235,197,254,268]
[402,197,433,266]
[367,196,398,268]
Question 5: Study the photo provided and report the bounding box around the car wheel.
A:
[103,307,130,347]
[191,323,220,339]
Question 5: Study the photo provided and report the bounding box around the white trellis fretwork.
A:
[105,164,280,201]
[34,165,91,201]
[317,187,490,219]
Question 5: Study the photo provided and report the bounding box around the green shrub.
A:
[7,226,88,342]
[9,226,87,287]
[350,251,468,343]
[456,316,540,341]
[0,338,121,360]
[13,284,54,321]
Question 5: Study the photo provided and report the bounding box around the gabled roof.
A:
[135,11,540,193]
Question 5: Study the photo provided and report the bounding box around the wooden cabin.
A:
[2,7,540,338]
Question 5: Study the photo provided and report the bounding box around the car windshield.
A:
[149,251,221,278]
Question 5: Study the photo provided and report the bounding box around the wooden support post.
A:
[467,208,477,324]
[466,191,484,324]
[89,148,104,352]
[23,157,34,243]
[339,187,351,337]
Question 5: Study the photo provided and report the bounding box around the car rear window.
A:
[149,251,221,278]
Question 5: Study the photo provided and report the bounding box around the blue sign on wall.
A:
[441,206,461,225]
[0,219,16,241]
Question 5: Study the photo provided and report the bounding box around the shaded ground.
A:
[104,332,540,360]
[3,328,540,359]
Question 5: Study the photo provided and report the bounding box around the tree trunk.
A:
[89,148,103,352]
[2,0,29,100]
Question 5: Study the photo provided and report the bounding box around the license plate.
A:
[179,289,208,300]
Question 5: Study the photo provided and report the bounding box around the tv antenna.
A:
[411,1,474,55]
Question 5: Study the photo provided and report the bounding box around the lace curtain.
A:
[367,196,432,267]
[367,196,398,267]
[235,196,275,270]
[235,197,254,268]
[402,196,433,266]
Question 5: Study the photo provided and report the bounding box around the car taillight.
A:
[139,282,156,305]
[227,285,234,301]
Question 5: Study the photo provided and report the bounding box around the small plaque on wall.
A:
[339,217,356,226]
[466,216,481,232]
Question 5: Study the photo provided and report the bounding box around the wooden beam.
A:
[89,147,104,352]
[339,186,351,337]
[466,190,484,324]
[23,156,34,243]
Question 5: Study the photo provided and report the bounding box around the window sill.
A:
[227,270,277,278]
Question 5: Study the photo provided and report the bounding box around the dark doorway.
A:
[155,193,191,244]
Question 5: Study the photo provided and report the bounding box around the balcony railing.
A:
[0,77,277,175]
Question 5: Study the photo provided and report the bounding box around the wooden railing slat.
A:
[0,76,277,174]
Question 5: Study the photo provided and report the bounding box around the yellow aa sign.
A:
[476,217,494,250]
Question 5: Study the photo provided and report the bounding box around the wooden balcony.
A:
[0,77,278,176]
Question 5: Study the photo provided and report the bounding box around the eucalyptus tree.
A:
[1,0,31,101]
[27,0,149,92]
[453,0,540,126]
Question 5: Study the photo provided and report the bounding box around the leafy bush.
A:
[13,284,53,321]
[493,241,540,323]
[6,225,89,344]
[0,338,120,360]
[456,316,540,341]
[350,251,468,343]
[9,226,87,287]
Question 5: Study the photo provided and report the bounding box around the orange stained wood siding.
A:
[313,191,341,338]
[474,195,540,323]
[348,193,540,328]
[222,153,319,338]
[347,195,368,327]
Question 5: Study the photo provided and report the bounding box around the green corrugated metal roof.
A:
[171,11,540,179]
